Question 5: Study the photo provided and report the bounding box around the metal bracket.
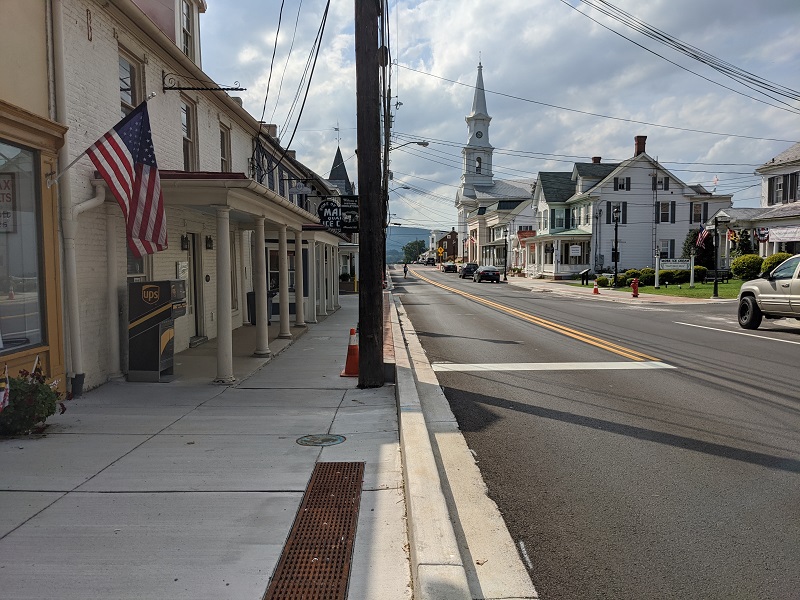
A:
[162,71,246,93]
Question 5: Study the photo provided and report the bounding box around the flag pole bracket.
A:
[162,71,246,93]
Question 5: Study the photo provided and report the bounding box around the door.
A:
[761,255,800,315]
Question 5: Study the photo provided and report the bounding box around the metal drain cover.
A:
[296,434,346,447]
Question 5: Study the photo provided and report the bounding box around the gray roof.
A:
[485,199,524,213]
[473,179,533,201]
[538,172,574,203]
[764,202,800,219]
[328,146,353,195]
[757,141,800,172]
[574,163,618,179]
[717,204,800,224]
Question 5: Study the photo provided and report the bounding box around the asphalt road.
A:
[396,266,800,600]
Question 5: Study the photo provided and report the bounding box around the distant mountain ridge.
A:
[385,225,430,262]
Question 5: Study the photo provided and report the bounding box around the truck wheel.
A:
[738,296,762,330]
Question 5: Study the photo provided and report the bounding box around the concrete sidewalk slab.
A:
[162,406,340,435]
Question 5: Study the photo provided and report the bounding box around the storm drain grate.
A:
[264,461,365,600]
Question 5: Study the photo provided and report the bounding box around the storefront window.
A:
[0,140,44,353]
[268,249,295,291]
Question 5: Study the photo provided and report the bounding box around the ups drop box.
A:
[128,280,187,382]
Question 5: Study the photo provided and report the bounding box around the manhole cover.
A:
[296,434,346,446]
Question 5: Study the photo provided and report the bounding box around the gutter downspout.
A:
[54,0,107,396]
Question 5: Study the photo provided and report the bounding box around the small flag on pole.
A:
[696,227,709,249]
[0,365,9,414]
[86,102,167,257]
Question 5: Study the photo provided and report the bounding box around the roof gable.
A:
[537,172,574,203]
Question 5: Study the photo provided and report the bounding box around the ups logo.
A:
[141,284,161,304]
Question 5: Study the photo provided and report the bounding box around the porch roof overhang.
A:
[160,171,321,231]
[532,229,592,241]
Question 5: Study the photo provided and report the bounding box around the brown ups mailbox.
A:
[128,280,187,382]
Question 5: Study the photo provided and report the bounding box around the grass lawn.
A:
[581,280,743,299]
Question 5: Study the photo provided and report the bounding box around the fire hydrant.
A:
[631,277,639,298]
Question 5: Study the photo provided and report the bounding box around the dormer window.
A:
[475,156,482,174]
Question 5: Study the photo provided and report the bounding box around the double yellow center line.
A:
[409,270,659,362]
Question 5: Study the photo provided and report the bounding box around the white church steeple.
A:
[461,62,494,193]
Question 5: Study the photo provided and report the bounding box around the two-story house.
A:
[2,0,346,394]
[527,136,732,278]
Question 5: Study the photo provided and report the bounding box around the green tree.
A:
[682,228,715,269]
[402,239,426,263]
[736,228,754,255]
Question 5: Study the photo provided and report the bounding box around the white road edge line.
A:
[674,322,800,345]
[518,540,534,571]
[431,361,675,372]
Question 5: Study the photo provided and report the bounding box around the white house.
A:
[711,141,800,258]
[527,136,733,278]
[1,0,347,394]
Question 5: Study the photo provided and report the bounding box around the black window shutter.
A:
[669,239,675,258]
[703,202,709,221]
[689,202,694,224]
[655,202,660,224]
[551,208,556,227]
[652,176,657,191]
[606,201,611,224]
[613,178,619,191]
[768,177,775,205]
[670,201,676,223]
[565,208,570,227]
[784,174,791,203]
[625,177,631,191]
[622,202,628,224]
[664,177,670,191]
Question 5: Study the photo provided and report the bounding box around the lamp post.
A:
[612,205,620,287]
[712,216,720,298]
[503,226,509,281]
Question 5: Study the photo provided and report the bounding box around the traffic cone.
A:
[340,328,359,377]
[593,280,600,295]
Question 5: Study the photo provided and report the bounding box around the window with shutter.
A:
[660,202,670,223]
[670,201,676,223]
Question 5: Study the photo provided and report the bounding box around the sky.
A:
[199,0,800,233]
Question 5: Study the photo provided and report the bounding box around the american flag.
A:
[87,102,167,257]
[696,227,710,249]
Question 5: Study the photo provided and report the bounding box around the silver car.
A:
[737,254,800,329]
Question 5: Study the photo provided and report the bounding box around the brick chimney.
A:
[592,156,601,164]
[634,135,647,156]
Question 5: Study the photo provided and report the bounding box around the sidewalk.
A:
[0,296,412,599]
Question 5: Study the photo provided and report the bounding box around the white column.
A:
[318,243,328,316]
[294,229,306,326]
[237,229,247,324]
[306,236,318,323]
[326,245,335,312]
[333,246,340,308]
[253,218,270,356]
[278,224,292,339]
[214,206,235,383]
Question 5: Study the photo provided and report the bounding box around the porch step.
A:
[188,335,208,348]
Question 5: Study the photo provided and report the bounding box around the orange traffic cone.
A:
[592,280,600,295]
[341,328,359,377]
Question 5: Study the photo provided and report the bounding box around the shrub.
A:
[615,274,628,287]
[730,254,763,281]
[672,270,691,284]
[624,269,641,280]
[596,276,609,287]
[760,252,792,276]
[639,268,655,286]
[0,366,69,436]
[693,265,707,283]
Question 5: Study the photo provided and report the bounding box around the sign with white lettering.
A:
[317,200,342,230]
[660,259,691,269]
[569,244,581,257]
[0,173,16,233]
[340,195,359,233]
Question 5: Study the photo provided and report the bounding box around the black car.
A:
[443,262,458,273]
[473,265,500,283]
[459,263,478,278]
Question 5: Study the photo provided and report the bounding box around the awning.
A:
[769,225,800,242]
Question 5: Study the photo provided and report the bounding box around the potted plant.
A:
[0,359,70,436]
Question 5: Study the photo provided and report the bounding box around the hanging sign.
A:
[0,173,17,233]
[317,200,342,230]
[340,195,359,233]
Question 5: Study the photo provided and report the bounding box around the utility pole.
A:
[354,0,384,387]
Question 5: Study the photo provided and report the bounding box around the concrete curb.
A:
[389,291,472,599]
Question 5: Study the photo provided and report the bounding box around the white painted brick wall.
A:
[61,1,263,390]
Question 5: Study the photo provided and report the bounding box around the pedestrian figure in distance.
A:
[403,263,408,278]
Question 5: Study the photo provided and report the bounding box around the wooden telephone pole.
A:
[354,0,384,387]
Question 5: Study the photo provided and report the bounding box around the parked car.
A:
[737,254,800,329]
[425,257,436,266]
[459,262,478,278]
[443,262,458,273]
[473,265,501,283]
